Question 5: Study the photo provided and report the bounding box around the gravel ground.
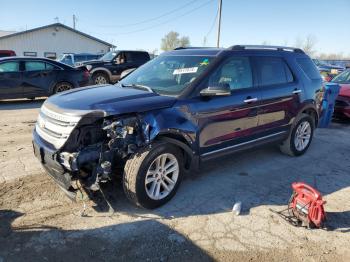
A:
[0,99,350,262]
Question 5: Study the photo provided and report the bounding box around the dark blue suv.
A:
[33,45,323,209]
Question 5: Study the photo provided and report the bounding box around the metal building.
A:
[0,23,114,59]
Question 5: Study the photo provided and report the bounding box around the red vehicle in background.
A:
[0,50,16,58]
[331,69,350,119]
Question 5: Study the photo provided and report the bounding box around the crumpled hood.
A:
[339,84,350,97]
[45,85,177,116]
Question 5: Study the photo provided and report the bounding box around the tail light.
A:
[83,69,90,79]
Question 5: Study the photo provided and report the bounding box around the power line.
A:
[114,0,214,35]
[205,4,219,39]
[96,0,200,28]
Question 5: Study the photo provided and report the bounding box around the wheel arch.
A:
[299,103,319,127]
[154,132,199,171]
[90,68,112,80]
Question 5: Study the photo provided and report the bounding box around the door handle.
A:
[292,89,302,94]
[243,97,258,103]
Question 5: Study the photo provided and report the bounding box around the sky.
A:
[0,0,349,55]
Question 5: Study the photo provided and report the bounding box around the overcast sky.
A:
[1,0,349,55]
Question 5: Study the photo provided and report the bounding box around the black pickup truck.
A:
[83,50,150,85]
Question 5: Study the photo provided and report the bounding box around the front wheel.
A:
[280,114,315,156]
[123,143,183,209]
[92,72,109,85]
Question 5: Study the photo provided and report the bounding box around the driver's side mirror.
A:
[200,83,231,96]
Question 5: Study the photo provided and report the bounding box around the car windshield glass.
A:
[332,70,350,83]
[100,51,118,61]
[119,55,213,96]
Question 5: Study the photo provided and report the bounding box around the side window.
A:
[297,58,321,80]
[125,52,134,62]
[45,63,59,70]
[210,56,253,90]
[257,57,294,86]
[25,61,46,71]
[0,62,20,73]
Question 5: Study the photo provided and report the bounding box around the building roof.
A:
[0,30,17,37]
[0,23,114,47]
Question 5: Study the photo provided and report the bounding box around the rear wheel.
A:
[92,72,109,85]
[123,143,183,209]
[280,113,315,156]
[54,82,73,94]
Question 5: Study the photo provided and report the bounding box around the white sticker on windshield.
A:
[173,67,198,75]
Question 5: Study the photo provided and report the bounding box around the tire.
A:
[279,113,315,156]
[92,72,109,85]
[54,82,73,94]
[123,142,184,209]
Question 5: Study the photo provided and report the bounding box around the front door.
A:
[189,56,261,157]
[0,60,22,99]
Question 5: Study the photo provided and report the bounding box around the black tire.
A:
[92,72,109,85]
[54,82,73,94]
[123,142,184,209]
[279,113,315,156]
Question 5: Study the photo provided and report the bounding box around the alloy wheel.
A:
[294,121,311,151]
[55,83,72,93]
[95,76,107,84]
[145,153,179,200]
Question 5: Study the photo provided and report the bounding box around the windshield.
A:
[119,55,213,96]
[99,51,118,61]
[58,54,73,65]
[332,70,350,83]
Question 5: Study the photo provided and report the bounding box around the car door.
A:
[22,60,58,96]
[253,56,302,135]
[189,56,261,157]
[0,60,23,99]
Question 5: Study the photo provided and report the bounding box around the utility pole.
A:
[216,0,222,48]
[73,14,77,29]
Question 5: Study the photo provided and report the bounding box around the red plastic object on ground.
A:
[289,182,326,228]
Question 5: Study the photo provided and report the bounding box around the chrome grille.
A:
[35,105,81,149]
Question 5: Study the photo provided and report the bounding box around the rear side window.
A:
[210,56,253,90]
[126,52,149,62]
[0,62,19,72]
[297,58,321,80]
[25,61,46,71]
[25,61,56,71]
[257,57,294,86]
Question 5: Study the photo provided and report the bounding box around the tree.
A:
[294,34,317,56]
[161,31,190,51]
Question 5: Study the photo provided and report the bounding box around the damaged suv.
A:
[33,45,323,209]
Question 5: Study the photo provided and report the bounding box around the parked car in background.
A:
[33,45,323,209]
[332,69,350,119]
[83,50,150,85]
[313,59,345,81]
[0,50,16,58]
[0,57,90,100]
[58,53,104,67]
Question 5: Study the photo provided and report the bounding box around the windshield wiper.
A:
[121,83,154,93]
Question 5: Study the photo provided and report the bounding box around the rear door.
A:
[0,60,22,99]
[22,61,58,96]
[254,56,302,135]
[190,56,261,157]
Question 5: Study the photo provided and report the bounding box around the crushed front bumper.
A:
[32,130,77,199]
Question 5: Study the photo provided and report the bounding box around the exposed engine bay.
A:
[58,115,150,193]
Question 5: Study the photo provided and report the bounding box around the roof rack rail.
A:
[173,46,216,50]
[229,45,304,54]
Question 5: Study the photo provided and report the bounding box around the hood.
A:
[82,60,107,66]
[45,85,177,116]
[339,84,350,97]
